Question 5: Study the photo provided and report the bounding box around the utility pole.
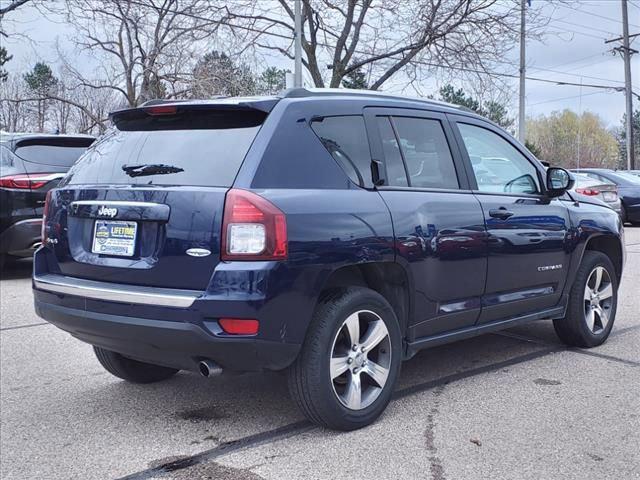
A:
[294,0,303,88]
[608,1,637,169]
[518,0,526,143]
[621,0,635,170]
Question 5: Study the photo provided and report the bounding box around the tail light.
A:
[41,190,52,242]
[221,189,287,261]
[144,105,178,116]
[219,318,259,335]
[575,188,600,196]
[0,173,62,190]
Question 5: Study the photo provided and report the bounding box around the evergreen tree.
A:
[23,62,58,132]
[616,109,640,169]
[342,66,368,89]
[191,51,256,97]
[438,84,515,131]
[258,67,289,94]
[0,47,12,82]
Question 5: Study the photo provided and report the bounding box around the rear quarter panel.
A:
[232,99,397,344]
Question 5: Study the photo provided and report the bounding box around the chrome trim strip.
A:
[29,173,66,182]
[70,200,165,208]
[33,273,201,308]
[12,218,43,225]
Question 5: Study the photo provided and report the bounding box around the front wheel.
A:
[553,251,618,348]
[93,347,179,383]
[288,287,402,431]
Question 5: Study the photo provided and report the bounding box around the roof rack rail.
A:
[278,87,467,111]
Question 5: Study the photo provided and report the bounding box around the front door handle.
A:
[489,208,514,220]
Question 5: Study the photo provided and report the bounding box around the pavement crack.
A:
[424,384,447,480]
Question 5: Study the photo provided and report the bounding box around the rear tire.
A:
[93,346,179,383]
[553,251,618,348]
[287,287,402,431]
[620,204,628,224]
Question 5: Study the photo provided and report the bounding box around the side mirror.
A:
[546,167,574,197]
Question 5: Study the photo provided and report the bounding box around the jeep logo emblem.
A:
[97,205,118,218]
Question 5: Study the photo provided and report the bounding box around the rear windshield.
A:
[63,109,264,187]
[0,145,16,167]
[15,139,94,167]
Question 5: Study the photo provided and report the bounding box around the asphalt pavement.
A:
[1,228,639,480]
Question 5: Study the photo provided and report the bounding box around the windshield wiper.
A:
[122,164,184,177]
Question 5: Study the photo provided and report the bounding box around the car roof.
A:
[1,132,95,141]
[0,132,96,151]
[282,87,470,109]
[571,168,611,172]
[128,88,479,119]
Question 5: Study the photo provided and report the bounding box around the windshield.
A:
[573,174,601,188]
[612,171,640,184]
[0,145,16,168]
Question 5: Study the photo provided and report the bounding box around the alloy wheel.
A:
[583,266,614,334]
[329,310,391,410]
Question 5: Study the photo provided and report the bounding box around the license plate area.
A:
[602,192,617,202]
[92,220,138,257]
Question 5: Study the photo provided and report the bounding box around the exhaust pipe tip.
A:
[198,359,223,378]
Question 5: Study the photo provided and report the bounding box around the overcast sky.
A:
[2,0,638,128]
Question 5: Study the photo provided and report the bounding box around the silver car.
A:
[571,173,622,216]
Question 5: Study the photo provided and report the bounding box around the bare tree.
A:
[54,0,233,107]
[50,83,73,133]
[0,0,32,37]
[70,85,122,134]
[0,76,30,132]
[223,0,536,90]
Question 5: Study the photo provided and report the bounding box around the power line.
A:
[544,27,609,41]
[555,3,640,29]
[532,52,609,72]
[522,65,625,84]
[549,18,620,37]
[528,90,609,107]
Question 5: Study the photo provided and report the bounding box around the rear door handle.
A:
[489,208,514,220]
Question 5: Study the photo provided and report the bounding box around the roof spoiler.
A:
[110,97,279,124]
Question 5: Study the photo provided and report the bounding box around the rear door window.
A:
[376,117,408,187]
[310,115,372,187]
[64,110,265,187]
[391,117,459,189]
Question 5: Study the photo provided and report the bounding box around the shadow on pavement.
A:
[63,328,563,480]
[0,258,32,281]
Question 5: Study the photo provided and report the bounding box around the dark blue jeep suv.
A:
[33,89,624,430]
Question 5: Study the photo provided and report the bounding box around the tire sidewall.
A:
[305,288,402,429]
[569,252,618,346]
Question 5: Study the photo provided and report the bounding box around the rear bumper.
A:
[0,218,42,256]
[31,246,311,373]
[34,294,300,372]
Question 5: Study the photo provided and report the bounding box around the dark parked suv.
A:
[33,89,624,430]
[1,133,95,268]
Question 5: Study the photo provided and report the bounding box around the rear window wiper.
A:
[122,164,184,177]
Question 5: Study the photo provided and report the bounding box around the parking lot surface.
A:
[1,229,639,480]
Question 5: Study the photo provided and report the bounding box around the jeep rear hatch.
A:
[43,102,273,290]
